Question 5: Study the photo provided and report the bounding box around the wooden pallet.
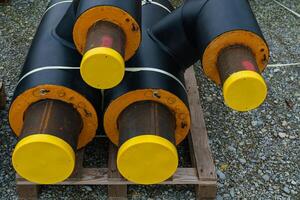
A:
[0,0,9,4]
[0,80,5,110]
[16,67,217,200]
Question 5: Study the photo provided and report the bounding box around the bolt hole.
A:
[40,89,50,95]
[153,92,161,99]
[131,24,138,32]
[181,122,187,128]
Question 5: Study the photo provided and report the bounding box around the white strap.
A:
[17,66,187,92]
[18,61,299,90]
[44,0,73,15]
[17,66,79,86]
[125,67,186,92]
[142,0,172,13]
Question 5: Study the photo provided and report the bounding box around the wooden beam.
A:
[16,167,204,185]
[184,66,217,200]
[108,143,127,200]
[0,80,6,110]
[0,0,10,4]
[16,185,39,200]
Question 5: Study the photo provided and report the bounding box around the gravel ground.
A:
[0,0,299,199]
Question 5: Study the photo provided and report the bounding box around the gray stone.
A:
[230,188,235,197]
[251,121,258,126]
[262,174,270,181]
[217,170,226,180]
[239,158,247,164]
[283,186,290,194]
[227,146,236,152]
[282,121,288,126]
[290,180,297,185]
[291,190,297,195]
[278,132,287,138]
[84,186,93,192]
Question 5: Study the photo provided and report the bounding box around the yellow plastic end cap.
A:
[117,135,178,185]
[80,47,125,89]
[223,70,267,112]
[12,134,75,184]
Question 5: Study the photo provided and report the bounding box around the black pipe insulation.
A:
[55,0,80,44]
[151,0,269,111]
[10,0,100,184]
[104,0,190,147]
[151,0,269,73]
[103,0,190,185]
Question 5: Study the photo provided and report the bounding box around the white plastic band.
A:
[17,66,79,86]
[17,66,187,93]
[125,67,187,92]
[44,0,73,15]
[142,0,172,13]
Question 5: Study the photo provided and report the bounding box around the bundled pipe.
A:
[9,0,271,186]
[9,0,100,184]
[103,0,190,184]
[151,0,270,111]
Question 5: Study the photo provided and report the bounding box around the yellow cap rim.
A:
[80,47,125,89]
[117,135,178,185]
[223,70,267,111]
[12,134,75,184]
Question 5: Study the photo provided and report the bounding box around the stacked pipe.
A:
[9,0,270,185]
[104,0,190,184]
[151,0,269,111]
[74,0,141,89]
[10,0,99,184]
[10,0,141,184]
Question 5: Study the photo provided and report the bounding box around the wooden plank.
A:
[70,149,85,178]
[184,67,217,200]
[16,185,39,200]
[195,184,218,200]
[0,0,9,4]
[184,66,216,180]
[107,142,127,200]
[189,135,217,200]
[0,80,6,110]
[16,167,206,185]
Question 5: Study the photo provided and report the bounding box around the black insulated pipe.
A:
[103,0,190,185]
[151,0,269,111]
[151,0,269,73]
[10,0,100,184]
